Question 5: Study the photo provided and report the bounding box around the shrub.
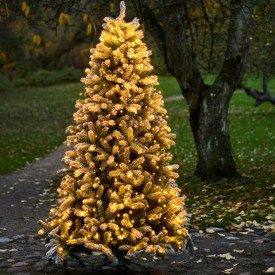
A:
[0,73,12,92]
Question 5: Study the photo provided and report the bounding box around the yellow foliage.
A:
[33,35,41,46]
[58,13,72,25]
[110,2,115,12]
[141,23,145,33]
[93,23,97,35]
[22,1,27,11]
[83,14,88,23]
[25,6,30,17]
[87,23,92,35]
[4,0,10,16]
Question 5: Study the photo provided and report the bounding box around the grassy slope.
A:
[0,77,274,229]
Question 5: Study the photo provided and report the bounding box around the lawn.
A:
[0,83,83,174]
[166,95,275,230]
[0,76,274,229]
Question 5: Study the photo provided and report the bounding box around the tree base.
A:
[90,257,150,274]
[62,250,150,274]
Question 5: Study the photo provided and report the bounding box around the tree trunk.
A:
[132,0,254,182]
[190,90,237,181]
[158,0,239,181]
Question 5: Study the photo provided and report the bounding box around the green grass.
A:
[166,93,275,229]
[205,74,275,89]
[158,75,275,98]
[0,76,274,229]
[158,76,181,98]
[0,83,83,174]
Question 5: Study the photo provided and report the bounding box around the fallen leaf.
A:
[223,267,234,274]
[206,228,215,233]
[196,259,202,263]
[265,267,275,273]
[190,224,200,230]
[239,231,249,235]
[233,249,244,253]
[218,253,235,260]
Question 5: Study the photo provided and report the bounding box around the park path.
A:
[0,95,274,274]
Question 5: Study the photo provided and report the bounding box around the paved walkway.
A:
[164,95,183,102]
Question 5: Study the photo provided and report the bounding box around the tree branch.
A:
[242,77,275,106]
[131,0,205,110]
[131,0,166,57]
[160,0,205,109]
[214,0,255,95]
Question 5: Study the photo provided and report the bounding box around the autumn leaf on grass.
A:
[218,253,235,260]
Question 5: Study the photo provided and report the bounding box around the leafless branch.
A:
[242,77,275,106]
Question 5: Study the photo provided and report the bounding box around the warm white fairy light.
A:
[38,0,188,263]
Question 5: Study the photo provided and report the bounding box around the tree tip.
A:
[117,1,126,20]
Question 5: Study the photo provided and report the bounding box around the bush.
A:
[0,73,12,92]
[59,68,83,82]
[0,68,84,89]
[26,68,84,86]
[27,70,60,86]
[12,77,29,87]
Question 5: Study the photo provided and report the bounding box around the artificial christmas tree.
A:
[39,1,189,271]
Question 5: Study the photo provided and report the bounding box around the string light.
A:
[38,1,188,261]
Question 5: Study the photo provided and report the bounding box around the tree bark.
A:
[132,0,255,181]
[191,87,236,181]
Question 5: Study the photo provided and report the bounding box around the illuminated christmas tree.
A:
[39,1,189,270]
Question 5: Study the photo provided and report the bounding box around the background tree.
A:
[242,1,275,106]
[131,0,256,181]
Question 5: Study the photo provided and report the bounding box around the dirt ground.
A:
[0,146,274,275]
